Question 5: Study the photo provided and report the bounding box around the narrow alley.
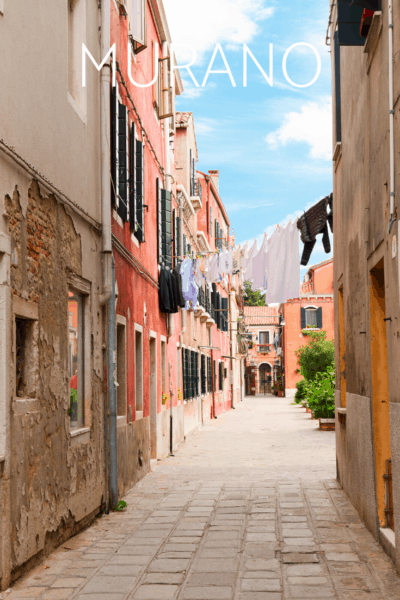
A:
[7,397,400,600]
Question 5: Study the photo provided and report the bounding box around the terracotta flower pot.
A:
[319,418,335,431]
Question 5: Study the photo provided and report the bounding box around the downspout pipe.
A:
[388,0,396,234]
[108,257,118,507]
[100,0,113,306]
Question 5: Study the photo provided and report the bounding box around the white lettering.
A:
[82,43,116,87]
[128,42,159,88]
[170,43,200,87]
[202,44,236,88]
[282,43,321,88]
[243,44,273,87]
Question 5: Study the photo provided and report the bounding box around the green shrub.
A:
[296,331,335,381]
[294,379,306,404]
[304,368,335,419]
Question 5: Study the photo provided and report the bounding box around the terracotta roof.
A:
[244,306,279,316]
[305,257,333,275]
[246,316,280,326]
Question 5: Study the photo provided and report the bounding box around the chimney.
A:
[208,170,219,192]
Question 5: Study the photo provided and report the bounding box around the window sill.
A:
[70,427,90,446]
[135,411,144,420]
[336,407,347,414]
[379,527,396,562]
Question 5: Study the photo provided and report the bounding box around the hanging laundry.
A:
[194,258,205,288]
[159,266,178,314]
[264,225,289,305]
[172,265,186,309]
[252,234,268,291]
[233,246,241,272]
[283,221,300,301]
[180,258,198,310]
[297,194,333,266]
[225,248,233,274]
[244,238,258,283]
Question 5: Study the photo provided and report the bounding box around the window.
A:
[259,331,269,353]
[207,356,212,393]
[111,87,130,223]
[182,349,199,400]
[157,56,174,120]
[213,360,217,392]
[336,0,380,46]
[157,179,172,267]
[161,339,167,398]
[116,318,127,417]
[221,297,228,332]
[183,234,187,257]
[190,149,196,196]
[175,212,181,262]
[201,355,206,394]
[15,317,38,399]
[219,362,223,391]
[334,32,342,144]
[177,347,181,397]
[135,329,143,412]
[301,307,322,329]
[68,290,84,428]
[128,0,147,53]
[134,137,145,241]
[68,0,87,115]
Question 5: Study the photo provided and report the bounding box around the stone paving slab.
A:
[6,397,400,600]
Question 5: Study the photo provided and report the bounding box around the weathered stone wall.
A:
[3,181,105,584]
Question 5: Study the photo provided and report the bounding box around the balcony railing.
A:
[255,344,273,354]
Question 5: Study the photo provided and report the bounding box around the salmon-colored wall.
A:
[283,261,334,391]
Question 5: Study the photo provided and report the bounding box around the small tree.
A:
[296,331,334,381]
[244,281,265,307]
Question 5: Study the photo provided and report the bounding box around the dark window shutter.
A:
[129,122,136,232]
[207,356,212,392]
[176,215,181,260]
[111,86,117,208]
[221,297,228,332]
[183,234,187,257]
[317,307,323,329]
[215,220,218,247]
[187,244,191,256]
[217,293,221,330]
[135,140,145,241]
[157,179,162,262]
[213,360,217,392]
[301,307,306,329]
[338,0,366,46]
[190,149,193,196]
[117,103,129,221]
[201,355,206,394]
[219,362,223,391]
[334,32,342,144]
[161,189,172,267]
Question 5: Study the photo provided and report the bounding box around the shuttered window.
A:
[129,0,147,53]
[219,362,223,391]
[201,355,206,394]
[157,180,172,267]
[117,103,129,222]
[190,149,196,196]
[207,356,212,392]
[111,86,118,209]
[183,234,187,257]
[182,349,199,400]
[129,122,136,233]
[221,297,228,332]
[175,214,181,261]
[135,139,145,241]
[337,0,366,46]
[213,360,217,392]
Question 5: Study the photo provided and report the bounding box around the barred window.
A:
[201,355,206,394]
[207,356,212,392]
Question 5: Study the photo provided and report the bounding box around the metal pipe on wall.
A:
[108,257,118,507]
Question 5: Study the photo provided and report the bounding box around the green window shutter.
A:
[201,355,206,394]
[183,234,187,257]
[337,0,366,46]
[135,140,145,241]
[221,297,228,332]
[317,307,323,329]
[111,86,117,209]
[301,307,306,329]
[176,215,181,259]
[129,122,137,232]
[117,102,129,222]
[207,357,212,392]
[161,189,172,267]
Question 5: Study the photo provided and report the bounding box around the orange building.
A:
[281,258,334,397]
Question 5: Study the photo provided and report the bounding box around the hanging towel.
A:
[252,234,268,291]
[297,195,333,266]
[244,239,258,283]
[284,222,300,301]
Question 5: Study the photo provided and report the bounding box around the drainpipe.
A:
[388,0,396,234]
[99,0,113,306]
[98,0,115,512]
[108,257,118,507]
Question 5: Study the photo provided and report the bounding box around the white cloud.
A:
[266,96,332,161]
[164,0,275,63]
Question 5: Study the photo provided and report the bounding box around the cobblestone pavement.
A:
[7,396,400,600]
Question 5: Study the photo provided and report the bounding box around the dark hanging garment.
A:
[159,266,174,313]
[172,266,186,309]
[297,195,333,266]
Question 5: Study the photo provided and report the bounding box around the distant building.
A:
[281,259,334,397]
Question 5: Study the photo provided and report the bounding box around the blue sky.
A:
[163,0,333,272]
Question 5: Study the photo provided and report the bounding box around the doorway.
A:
[369,259,392,529]
[149,336,157,460]
[259,363,272,395]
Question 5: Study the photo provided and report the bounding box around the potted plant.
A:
[305,368,335,430]
[271,385,278,397]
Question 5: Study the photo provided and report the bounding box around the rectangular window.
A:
[191,351,198,397]
[15,317,38,399]
[219,362,223,391]
[175,213,181,261]
[259,331,269,352]
[129,122,136,234]
[305,308,317,328]
[190,149,196,196]
[68,290,84,428]
[177,347,181,398]
[157,56,174,120]
[183,234,187,257]
[117,102,129,222]
[337,0,368,46]
[157,182,172,267]
[201,355,206,394]
[213,360,217,393]
[135,329,143,412]
[116,319,127,417]
[221,297,228,332]
[135,139,145,241]
[129,0,147,52]
[161,339,167,398]
[207,356,212,393]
